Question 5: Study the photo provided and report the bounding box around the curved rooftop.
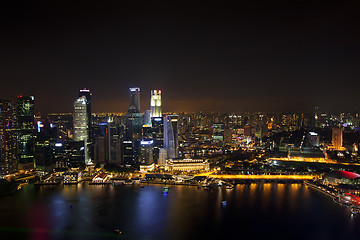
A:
[325,170,360,180]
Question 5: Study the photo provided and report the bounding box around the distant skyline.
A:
[1,2,360,114]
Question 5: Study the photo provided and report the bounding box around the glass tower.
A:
[164,115,179,159]
[16,96,35,170]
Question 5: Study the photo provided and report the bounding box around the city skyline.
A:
[1,2,360,114]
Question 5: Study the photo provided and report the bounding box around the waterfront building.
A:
[94,122,122,166]
[151,117,164,163]
[54,141,85,168]
[73,95,91,165]
[78,89,92,143]
[0,100,18,174]
[150,90,162,118]
[158,148,167,166]
[63,172,81,184]
[123,88,143,167]
[164,115,179,159]
[165,158,210,172]
[16,96,35,170]
[139,140,154,165]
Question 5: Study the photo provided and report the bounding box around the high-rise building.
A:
[150,90,162,118]
[0,100,18,174]
[16,96,35,170]
[73,95,91,165]
[123,88,142,167]
[144,110,151,126]
[94,121,121,166]
[164,115,179,159]
[78,89,92,143]
[139,140,154,165]
[129,87,140,113]
[332,127,343,150]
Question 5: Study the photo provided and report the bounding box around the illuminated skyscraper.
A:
[16,96,35,170]
[150,90,162,118]
[0,100,18,174]
[129,87,140,113]
[332,127,343,150]
[123,88,142,167]
[164,115,179,159]
[73,95,91,165]
[78,89,92,143]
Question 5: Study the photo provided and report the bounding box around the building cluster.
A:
[2,91,360,176]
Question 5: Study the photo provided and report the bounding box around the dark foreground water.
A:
[0,182,359,240]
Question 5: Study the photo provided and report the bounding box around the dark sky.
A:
[1,1,360,114]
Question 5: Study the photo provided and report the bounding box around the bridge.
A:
[207,174,316,180]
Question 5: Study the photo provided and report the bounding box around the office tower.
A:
[0,100,18,174]
[150,90,162,118]
[125,107,143,141]
[139,140,154,165]
[94,121,122,166]
[54,141,85,168]
[78,89,92,143]
[34,121,57,171]
[332,127,343,150]
[73,95,91,165]
[129,87,140,113]
[158,148,167,166]
[152,117,164,162]
[164,115,179,159]
[16,96,35,170]
[123,88,143,167]
[212,123,224,141]
[144,110,151,126]
[47,113,73,141]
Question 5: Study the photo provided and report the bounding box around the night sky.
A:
[1,1,360,114]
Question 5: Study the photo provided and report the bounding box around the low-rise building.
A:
[165,158,210,172]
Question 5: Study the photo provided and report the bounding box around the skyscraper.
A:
[123,87,142,167]
[332,127,343,150]
[164,115,179,159]
[73,95,91,165]
[0,100,18,174]
[78,89,92,143]
[129,87,140,113]
[16,96,35,170]
[150,90,162,118]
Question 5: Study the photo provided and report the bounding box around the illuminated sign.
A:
[141,140,154,145]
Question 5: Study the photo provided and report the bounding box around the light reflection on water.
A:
[0,182,360,240]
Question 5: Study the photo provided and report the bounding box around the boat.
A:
[113,229,122,234]
[226,185,234,189]
[221,200,227,206]
[140,185,145,188]
[163,186,169,194]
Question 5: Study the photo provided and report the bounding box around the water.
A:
[0,182,359,240]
